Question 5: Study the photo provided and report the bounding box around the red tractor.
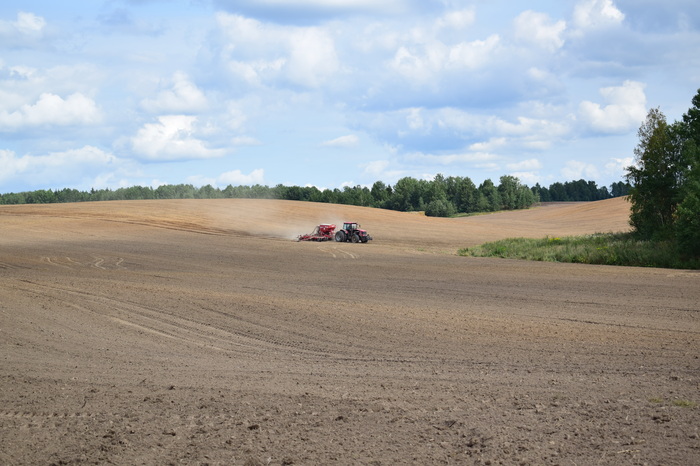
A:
[335,222,372,243]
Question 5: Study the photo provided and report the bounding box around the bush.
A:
[458,233,700,269]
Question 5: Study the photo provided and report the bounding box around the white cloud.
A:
[231,136,261,146]
[184,168,267,188]
[131,115,227,161]
[0,12,46,45]
[358,106,573,165]
[435,109,571,142]
[579,80,647,134]
[507,158,542,171]
[0,93,102,130]
[214,0,428,20]
[407,150,500,165]
[469,138,507,152]
[215,13,339,89]
[15,12,46,34]
[219,168,265,185]
[561,160,600,180]
[360,159,407,183]
[514,11,567,52]
[362,160,389,177]
[388,34,499,87]
[510,171,541,185]
[140,72,208,114]
[389,44,441,85]
[0,146,119,188]
[605,156,633,175]
[287,27,339,88]
[572,0,625,30]
[406,107,426,130]
[447,35,500,69]
[321,134,359,148]
[436,9,475,30]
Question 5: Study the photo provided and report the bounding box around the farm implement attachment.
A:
[297,224,336,241]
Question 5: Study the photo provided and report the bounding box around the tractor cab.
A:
[343,222,359,231]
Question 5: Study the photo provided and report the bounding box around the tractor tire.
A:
[335,231,346,242]
[361,237,368,243]
[351,234,360,243]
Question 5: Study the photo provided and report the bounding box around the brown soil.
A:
[1,198,698,465]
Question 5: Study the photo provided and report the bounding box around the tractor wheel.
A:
[351,234,360,243]
[335,231,346,242]
[361,237,368,243]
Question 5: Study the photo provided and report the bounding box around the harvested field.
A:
[1,197,698,465]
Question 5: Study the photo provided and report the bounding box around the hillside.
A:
[0,196,632,251]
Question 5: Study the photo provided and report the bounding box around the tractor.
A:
[335,222,372,243]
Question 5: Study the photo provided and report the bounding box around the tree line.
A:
[0,175,629,217]
[532,179,630,202]
[626,89,700,257]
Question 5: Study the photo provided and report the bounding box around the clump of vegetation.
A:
[649,397,697,408]
[672,399,697,408]
[458,233,700,269]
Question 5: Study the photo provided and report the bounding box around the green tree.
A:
[0,192,26,204]
[532,183,551,202]
[25,189,56,204]
[610,181,631,197]
[390,177,422,211]
[626,108,686,239]
[370,181,390,207]
[196,184,221,199]
[676,169,700,256]
[498,175,519,209]
[54,188,86,203]
[478,179,501,211]
[443,176,474,213]
[516,182,537,208]
[680,89,700,146]
[548,182,568,201]
[675,89,700,256]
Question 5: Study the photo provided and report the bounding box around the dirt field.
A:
[1,198,698,465]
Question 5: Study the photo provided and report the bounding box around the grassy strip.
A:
[458,232,700,269]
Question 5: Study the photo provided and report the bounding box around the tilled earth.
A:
[1,199,698,465]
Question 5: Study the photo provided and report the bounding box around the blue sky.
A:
[1,0,699,193]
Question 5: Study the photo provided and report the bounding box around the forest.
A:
[0,176,629,217]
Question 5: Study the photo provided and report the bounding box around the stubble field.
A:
[1,198,698,465]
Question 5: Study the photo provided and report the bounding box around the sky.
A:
[1,0,699,194]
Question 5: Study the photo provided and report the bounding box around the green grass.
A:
[649,398,697,408]
[672,399,697,408]
[450,211,501,218]
[458,232,700,269]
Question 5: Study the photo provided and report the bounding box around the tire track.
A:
[40,256,127,270]
[316,245,358,259]
[8,279,400,363]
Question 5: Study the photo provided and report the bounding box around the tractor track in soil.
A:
[1,198,699,465]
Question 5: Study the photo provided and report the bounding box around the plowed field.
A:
[1,198,698,465]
